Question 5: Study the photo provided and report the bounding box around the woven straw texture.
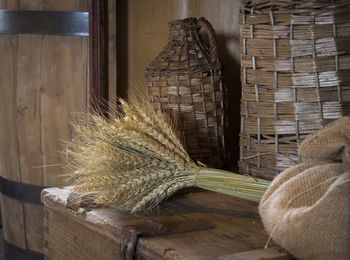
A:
[239,0,350,179]
[145,18,225,168]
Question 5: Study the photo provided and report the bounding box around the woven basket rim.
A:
[170,17,199,28]
[242,0,350,14]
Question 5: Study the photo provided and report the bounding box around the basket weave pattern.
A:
[145,18,225,168]
[239,0,350,179]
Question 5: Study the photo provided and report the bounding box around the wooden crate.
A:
[42,187,294,260]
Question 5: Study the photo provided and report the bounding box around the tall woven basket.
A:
[145,17,225,168]
[239,0,350,180]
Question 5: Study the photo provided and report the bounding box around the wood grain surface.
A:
[42,187,294,260]
[0,0,89,254]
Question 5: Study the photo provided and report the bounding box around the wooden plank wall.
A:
[117,0,242,169]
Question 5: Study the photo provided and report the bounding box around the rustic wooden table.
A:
[42,187,294,260]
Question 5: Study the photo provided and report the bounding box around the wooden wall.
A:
[116,0,242,169]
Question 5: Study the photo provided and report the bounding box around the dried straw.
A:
[66,99,270,213]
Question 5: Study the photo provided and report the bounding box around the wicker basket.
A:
[145,18,225,168]
[239,0,350,179]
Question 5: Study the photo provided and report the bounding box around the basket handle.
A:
[198,17,221,69]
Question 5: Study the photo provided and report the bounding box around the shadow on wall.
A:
[116,0,128,99]
[216,33,241,171]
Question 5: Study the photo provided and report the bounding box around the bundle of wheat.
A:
[66,99,270,213]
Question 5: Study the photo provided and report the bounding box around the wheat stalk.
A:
[66,99,271,213]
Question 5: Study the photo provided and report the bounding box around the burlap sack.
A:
[299,116,350,163]
[259,161,350,260]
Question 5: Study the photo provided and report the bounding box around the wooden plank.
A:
[171,191,267,235]
[14,1,45,253]
[41,187,140,238]
[0,1,45,254]
[0,225,4,259]
[137,227,267,260]
[43,0,88,12]
[40,35,88,187]
[0,35,20,182]
[0,195,26,249]
[16,34,44,186]
[0,25,26,252]
[42,188,293,259]
[37,0,88,188]
[44,208,119,260]
[24,203,45,253]
[0,33,26,251]
[217,247,295,260]
[0,0,19,9]
[19,0,43,10]
[136,195,269,259]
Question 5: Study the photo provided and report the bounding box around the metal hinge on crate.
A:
[120,218,214,260]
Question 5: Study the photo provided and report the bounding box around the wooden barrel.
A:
[0,1,90,259]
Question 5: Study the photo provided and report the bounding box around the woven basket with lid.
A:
[145,17,225,168]
[239,0,350,180]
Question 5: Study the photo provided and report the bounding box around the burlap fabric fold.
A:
[299,117,350,163]
[259,117,350,260]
